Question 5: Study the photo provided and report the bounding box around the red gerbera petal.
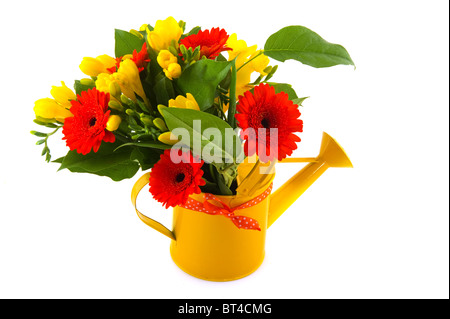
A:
[149,149,206,208]
[235,84,303,162]
[179,27,231,60]
[62,88,115,155]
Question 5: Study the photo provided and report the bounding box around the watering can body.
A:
[131,132,352,281]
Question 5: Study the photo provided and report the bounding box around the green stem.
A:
[227,59,237,129]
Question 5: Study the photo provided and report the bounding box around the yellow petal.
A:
[34,98,73,122]
[147,17,182,52]
[50,81,76,108]
[168,93,199,110]
[79,57,107,77]
[96,54,117,70]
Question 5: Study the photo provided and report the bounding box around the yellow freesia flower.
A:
[226,33,270,99]
[147,17,183,52]
[168,93,199,110]
[114,59,147,103]
[157,50,178,69]
[95,73,116,94]
[34,82,75,122]
[157,50,181,80]
[79,54,117,77]
[164,63,181,80]
[34,98,73,122]
[50,81,76,108]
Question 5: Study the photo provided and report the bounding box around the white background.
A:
[0,0,448,299]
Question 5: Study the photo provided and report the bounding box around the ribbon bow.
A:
[180,184,273,231]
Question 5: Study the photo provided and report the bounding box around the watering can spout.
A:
[267,132,352,228]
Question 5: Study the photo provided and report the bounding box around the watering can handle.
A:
[131,172,176,241]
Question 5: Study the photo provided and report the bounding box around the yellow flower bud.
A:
[157,104,167,116]
[108,81,122,99]
[34,98,73,122]
[163,62,181,80]
[108,100,124,112]
[153,118,168,131]
[106,115,122,132]
[50,81,76,108]
[157,50,178,70]
[147,16,183,52]
[168,93,199,110]
[158,131,179,145]
[80,78,95,86]
[129,29,144,39]
[79,57,108,77]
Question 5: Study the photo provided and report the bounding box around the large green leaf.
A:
[58,141,140,181]
[115,29,144,57]
[264,26,354,68]
[177,59,233,110]
[160,108,243,164]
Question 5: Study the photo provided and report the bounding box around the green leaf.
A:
[30,131,48,137]
[130,147,162,171]
[115,29,145,57]
[177,59,233,110]
[153,74,175,105]
[74,80,95,95]
[292,96,309,106]
[271,83,299,101]
[160,108,243,164]
[264,26,354,68]
[52,156,65,164]
[181,26,201,39]
[58,141,140,181]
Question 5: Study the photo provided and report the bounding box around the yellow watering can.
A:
[131,132,352,281]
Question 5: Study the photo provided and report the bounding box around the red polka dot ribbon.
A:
[180,184,273,231]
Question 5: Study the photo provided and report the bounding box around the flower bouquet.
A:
[32,17,353,280]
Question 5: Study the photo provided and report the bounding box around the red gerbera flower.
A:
[179,27,231,59]
[62,88,115,155]
[235,84,303,162]
[149,149,206,208]
[130,43,150,72]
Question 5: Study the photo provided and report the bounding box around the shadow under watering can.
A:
[131,132,353,281]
